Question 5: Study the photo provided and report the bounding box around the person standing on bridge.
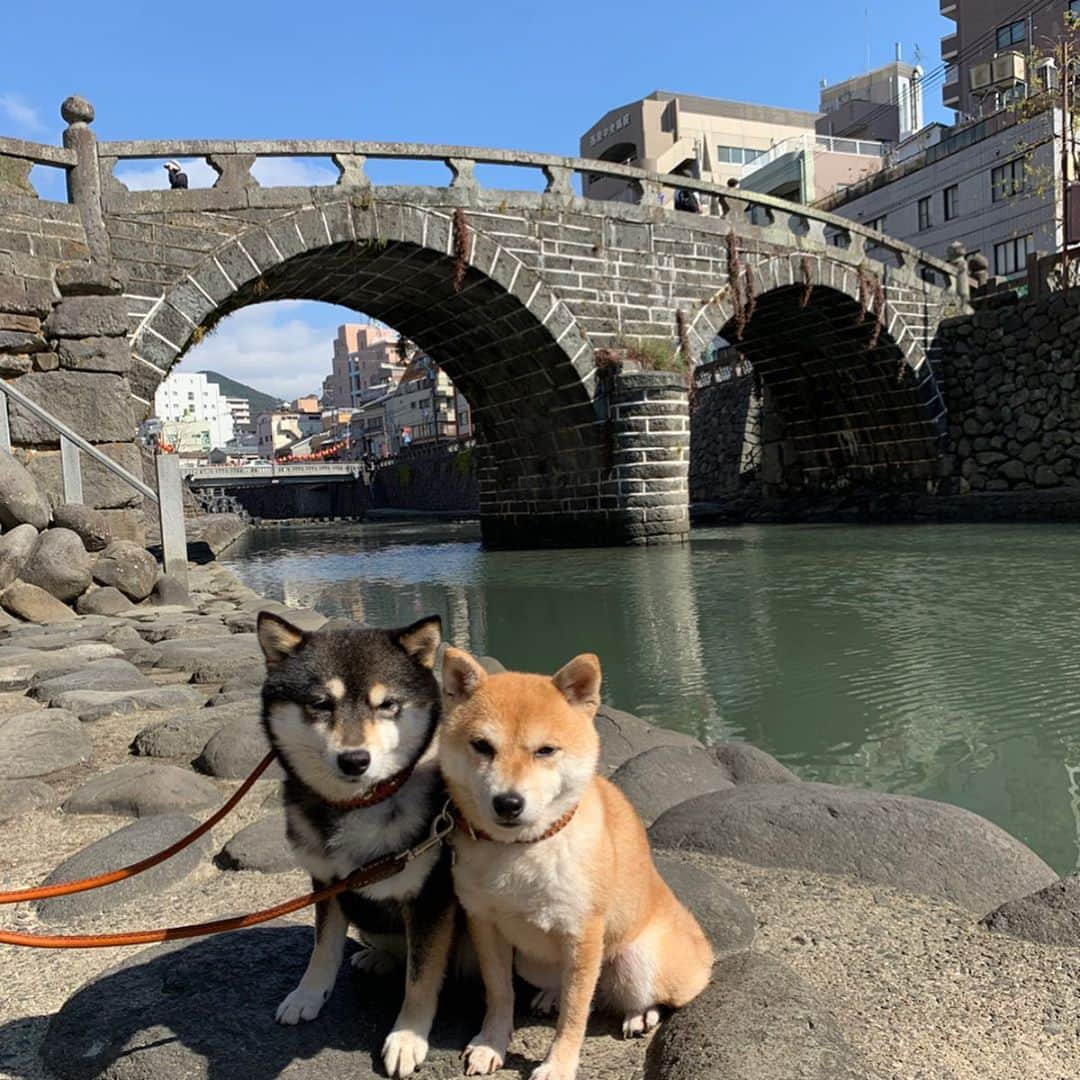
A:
[163,160,188,189]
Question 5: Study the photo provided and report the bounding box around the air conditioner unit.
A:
[1036,57,1059,91]
[970,62,992,91]
[992,52,1026,88]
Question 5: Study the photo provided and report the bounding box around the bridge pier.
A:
[478,372,689,548]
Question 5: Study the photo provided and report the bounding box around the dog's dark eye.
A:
[377,700,401,717]
[470,738,495,758]
[534,746,559,758]
[306,696,334,712]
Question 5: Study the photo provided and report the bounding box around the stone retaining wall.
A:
[372,445,478,514]
[689,369,760,505]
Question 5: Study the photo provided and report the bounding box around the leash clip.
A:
[405,800,456,862]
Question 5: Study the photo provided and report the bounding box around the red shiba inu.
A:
[438,647,713,1080]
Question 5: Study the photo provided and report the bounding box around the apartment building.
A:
[153,371,235,451]
[255,410,304,459]
[324,324,401,409]
[223,396,251,431]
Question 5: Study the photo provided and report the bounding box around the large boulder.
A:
[710,742,800,785]
[610,745,733,826]
[131,699,260,760]
[644,952,881,1080]
[153,634,264,683]
[20,527,92,602]
[1,580,78,623]
[62,763,221,818]
[76,585,135,616]
[195,716,282,780]
[0,522,39,588]
[36,814,209,923]
[655,854,755,956]
[981,874,1080,946]
[217,812,296,873]
[0,450,50,529]
[0,777,57,820]
[649,782,1058,913]
[52,504,112,552]
[0,709,90,778]
[594,703,703,775]
[92,541,160,601]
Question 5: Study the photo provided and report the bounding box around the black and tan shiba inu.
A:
[257,611,455,1079]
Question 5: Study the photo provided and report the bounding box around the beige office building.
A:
[324,324,401,410]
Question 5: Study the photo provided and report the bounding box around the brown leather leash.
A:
[0,752,456,950]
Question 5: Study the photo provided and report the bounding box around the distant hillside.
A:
[199,371,285,423]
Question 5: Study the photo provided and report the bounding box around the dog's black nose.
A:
[338,749,371,776]
[492,792,525,820]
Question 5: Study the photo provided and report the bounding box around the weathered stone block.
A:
[43,296,129,338]
[55,263,127,297]
[8,372,136,444]
[0,353,31,375]
[0,313,40,333]
[0,330,44,352]
[56,337,132,374]
[25,441,143,510]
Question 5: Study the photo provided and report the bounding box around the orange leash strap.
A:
[0,850,411,949]
[0,751,277,906]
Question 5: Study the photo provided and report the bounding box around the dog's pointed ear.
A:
[257,611,306,665]
[396,615,442,669]
[552,653,602,712]
[443,646,487,702]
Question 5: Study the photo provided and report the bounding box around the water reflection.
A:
[225,521,1080,874]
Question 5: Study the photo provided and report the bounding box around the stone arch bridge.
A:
[0,97,967,547]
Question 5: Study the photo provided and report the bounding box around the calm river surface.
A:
[223,520,1080,875]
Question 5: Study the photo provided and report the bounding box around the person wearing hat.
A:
[163,160,188,190]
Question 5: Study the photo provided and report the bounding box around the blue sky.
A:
[3,0,952,399]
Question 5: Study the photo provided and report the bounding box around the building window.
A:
[992,158,1026,201]
[994,234,1033,277]
[917,196,933,232]
[866,215,887,233]
[715,145,764,165]
[943,185,959,222]
[996,19,1026,50]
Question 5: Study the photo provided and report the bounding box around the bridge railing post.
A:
[60,437,84,504]
[155,453,189,588]
[60,96,110,263]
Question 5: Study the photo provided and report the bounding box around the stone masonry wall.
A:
[689,369,759,505]
[934,291,1080,495]
[372,445,479,514]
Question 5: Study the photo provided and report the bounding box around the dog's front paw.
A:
[530,1063,577,1080]
[462,1039,504,1076]
[383,1027,429,1077]
[275,985,330,1025]
[350,944,401,976]
[621,1007,660,1038]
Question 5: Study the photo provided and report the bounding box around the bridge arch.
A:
[685,249,947,493]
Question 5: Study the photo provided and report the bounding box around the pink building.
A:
[324,324,402,409]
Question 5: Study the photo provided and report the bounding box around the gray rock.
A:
[36,814,209,923]
[41,927,480,1079]
[154,633,264,683]
[53,685,208,722]
[151,573,192,608]
[30,658,156,704]
[217,812,296,873]
[654,854,755,956]
[56,337,132,374]
[43,296,129,338]
[0,709,90,778]
[0,642,123,690]
[63,763,221,818]
[611,745,733,826]
[644,952,880,1080]
[0,451,50,529]
[649,782,1057,913]
[982,873,1080,945]
[194,513,248,556]
[7,372,136,444]
[0,521,39,588]
[131,700,260,760]
[52,504,112,551]
[92,541,160,601]
[195,716,282,780]
[76,585,135,616]
[594,703,703,775]
[0,778,57,820]
[710,742,800,785]
[1,581,77,624]
[20,527,92,602]
[28,444,144,511]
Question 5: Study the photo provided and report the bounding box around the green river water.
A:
[223,520,1080,875]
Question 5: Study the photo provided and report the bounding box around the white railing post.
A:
[0,395,10,455]
[60,436,83,504]
[155,453,188,588]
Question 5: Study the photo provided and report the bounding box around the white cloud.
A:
[0,93,44,134]
[179,301,337,402]
[114,156,338,192]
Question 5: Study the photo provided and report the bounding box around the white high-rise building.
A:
[154,371,235,450]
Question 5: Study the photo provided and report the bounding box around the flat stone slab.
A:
[0,777,57,820]
[154,634,264,683]
[644,952,881,1080]
[62,763,222,818]
[594,704,703,775]
[654,854,755,957]
[611,745,734,826]
[217,812,296,873]
[982,874,1080,945]
[195,716,283,780]
[649,782,1058,913]
[36,814,209,923]
[0,709,90,778]
[53,685,208,722]
[30,658,156,704]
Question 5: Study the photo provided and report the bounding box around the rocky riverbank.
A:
[0,559,1078,1079]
